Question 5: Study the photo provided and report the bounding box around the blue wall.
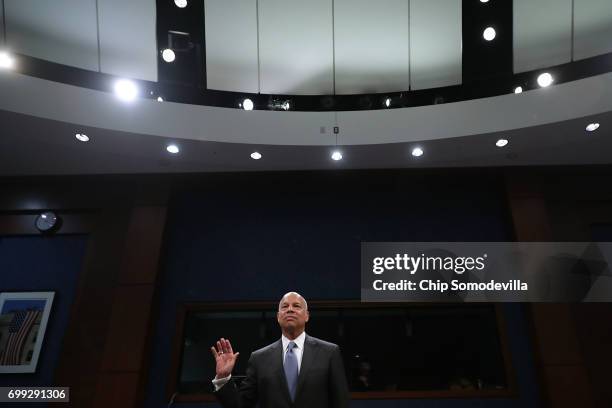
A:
[145,174,540,408]
[0,235,87,406]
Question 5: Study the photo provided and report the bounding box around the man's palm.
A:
[211,338,240,378]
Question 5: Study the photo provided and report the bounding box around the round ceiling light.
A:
[251,151,262,160]
[174,0,188,8]
[586,123,600,132]
[242,98,254,111]
[75,133,89,142]
[411,147,424,157]
[496,139,509,147]
[514,86,523,94]
[114,79,138,102]
[331,151,343,161]
[483,27,496,41]
[537,73,554,88]
[161,48,176,63]
[166,144,180,154]
[0,51,15,69]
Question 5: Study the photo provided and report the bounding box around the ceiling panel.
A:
[205,0,259,93]
[258,0,334,95]
[4,0,99,71]
[574,0,612,61]
[514,0,572,73]
[409,0,462,90]
[98,0,157,81]
[334,0,409,95]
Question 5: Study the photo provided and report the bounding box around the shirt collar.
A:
[282,331,306,351]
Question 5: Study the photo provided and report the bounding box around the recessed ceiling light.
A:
[174,0,187,8]
[496,139,509,147]
[166,144,180,154]
[0,51,15,69]
[384,97,391,108]
[157,96,163,102]
[114,79,138,102]
[411,147,424,157]
[483,27,496,41]
[242,98,254,111]
[331,151,343,161]
[75,133,89,142]
[537,72,553,88]
[250,151,262,160]
[514,86,523,94]
[480,0,490,3]
[161,48,176,63]
[586,123,600,132]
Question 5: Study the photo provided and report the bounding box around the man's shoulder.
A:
[306,335,339,351]
[252,340,281,358]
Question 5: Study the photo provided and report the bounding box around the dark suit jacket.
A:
[215,335,349,408]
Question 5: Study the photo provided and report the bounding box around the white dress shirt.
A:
[212,331,307,391]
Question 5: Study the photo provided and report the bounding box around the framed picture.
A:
[0,292,55,373]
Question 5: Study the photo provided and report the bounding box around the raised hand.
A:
[211,338,240,378]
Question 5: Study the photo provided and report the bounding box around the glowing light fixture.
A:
[483,27,496,41]
[75,133,89,142]
[411,147,424,157]
[114,79,138,102]
[161,48,176,62]
[537,73,553,88]
[496,139,508,147]
[242,98,254,111]
[586,123,600,132]
[0,51,15,69]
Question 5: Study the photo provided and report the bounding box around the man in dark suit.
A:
[210,292,349,408]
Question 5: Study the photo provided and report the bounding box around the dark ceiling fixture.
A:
[34,211,61,234]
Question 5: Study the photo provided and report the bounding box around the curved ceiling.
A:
[0,70,610,146]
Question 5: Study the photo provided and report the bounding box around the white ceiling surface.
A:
[334,0,409,94]
[1,107,611,176]
[3,0,99,71]
[205,0,462,95]
[1,0,157,81]
[204,0,259,93]
[410,0,461,90]
[574,0,612,61]
[1,70,611,147]
[514,0,612,73]
[258,0,334,95]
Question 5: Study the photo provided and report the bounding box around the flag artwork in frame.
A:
[0,292,55,373]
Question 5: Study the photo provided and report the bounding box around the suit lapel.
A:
[294,335,319,401]
[272,339,293,404]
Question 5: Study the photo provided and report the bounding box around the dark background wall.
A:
[144,170,540,408]
[3,168,612,408]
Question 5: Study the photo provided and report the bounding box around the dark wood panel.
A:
[100,285,155,372]
[118,206,167,285]
[544,365,593,408]
[92,372,140,408]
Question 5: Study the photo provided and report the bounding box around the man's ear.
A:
[305,310,310,322]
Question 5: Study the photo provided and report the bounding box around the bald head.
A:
[277,292,309,339]
[278,291,308,311]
